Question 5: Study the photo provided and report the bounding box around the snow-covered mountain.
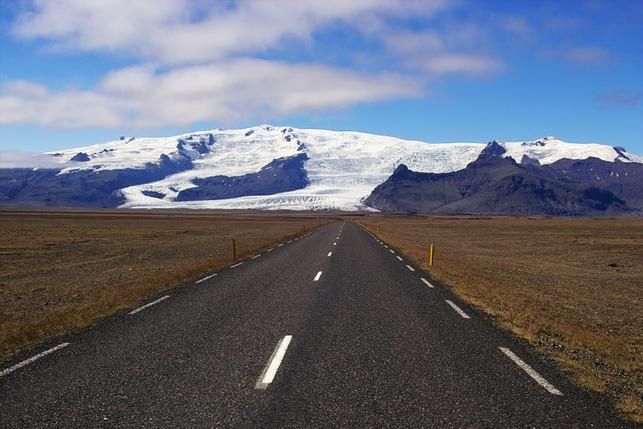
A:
[3,125,642,210]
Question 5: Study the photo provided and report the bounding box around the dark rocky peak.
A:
[70,152,90,162]
[520,154,540,166]
[245,129,255,137]
[478,140,506,159]
[389,164,417,181]
[613,146,631,161]
[521,137,556,147]
[262,153,308,172]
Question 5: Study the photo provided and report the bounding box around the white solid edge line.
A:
[195,273,217,284]
[267,248,274,252]
[277,244,284,247]
[390,250,395,253]
[129,295,170,315]
[0,343,70,378]
[328,252,332,256]
[313,271,322,281]
[421,278,434,288]
[499,347,563,395]
[256,335,293,390]
[396,255,403,261]
[251,254,261,259]
[231,262,243,268]
[406,265,415,272]
[445,300,471,319]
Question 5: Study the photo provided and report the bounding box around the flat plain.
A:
[357,215,642,422]
[0,209,329,363]
[1,210,640,422]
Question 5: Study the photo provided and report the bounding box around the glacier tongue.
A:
[44,125,641,211]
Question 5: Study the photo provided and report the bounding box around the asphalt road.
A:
[0,222,632,428]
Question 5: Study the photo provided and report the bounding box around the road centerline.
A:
[256,335,293,390]
[313,271,323,281]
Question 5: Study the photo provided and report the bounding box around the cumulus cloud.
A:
[3,0,510,130]
[0,60,421,128]
[12,0,451,64]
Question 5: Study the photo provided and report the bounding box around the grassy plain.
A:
[2,210,640,421]
[357,215,643,422]
[0,209,330,362]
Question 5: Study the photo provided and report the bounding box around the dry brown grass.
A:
[357,215,643,423]
[0,209,332,362]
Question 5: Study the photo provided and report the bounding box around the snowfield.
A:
[44,125,642,211]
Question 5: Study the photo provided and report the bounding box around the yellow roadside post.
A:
[428,243,434,267]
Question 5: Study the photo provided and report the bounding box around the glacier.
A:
[39,125,642,211]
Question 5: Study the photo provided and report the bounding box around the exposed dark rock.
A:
[70,152,90,162]
[141,190,166,199]
[545,157,643,208]
[613,146,631,161]
[176,153,309,201]
[478,140,506,159]
[364,156,637,216]
[0,153,192,208]
[520,155,541,166]
[245,130,255,137]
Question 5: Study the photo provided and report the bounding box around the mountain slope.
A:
[364,147,642,215]
[0,126,641,210]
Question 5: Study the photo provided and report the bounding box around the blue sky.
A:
[1,0,642,153]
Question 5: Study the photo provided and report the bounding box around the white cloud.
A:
[0,151,68,168]
[414,53,503,76]
[13,0,451,64]
[0,60,421,128]
[4,0,510,130]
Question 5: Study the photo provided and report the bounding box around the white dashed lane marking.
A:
[313,271,323,281]
[0,343,70,378]
[445,300,471,319]
[195,273,217,284]
[499,347,563,395]
[256,336,293,390]
[129,295,170,315]
[421,278,434,288]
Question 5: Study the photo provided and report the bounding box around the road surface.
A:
[0,222,632,428]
